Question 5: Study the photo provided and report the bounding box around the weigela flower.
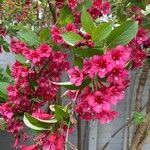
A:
[68,0,77,10]
[21,144,37,150]
[91,54,114,78]
[32,109,54,120]
[95,110,118,124]
[107,67,129,84]
[106,86,125,105]
[87,91,111,113]
[37,44,52,58]
[68,66,84,86]
[51,26,64,44]
[109,45,131,67]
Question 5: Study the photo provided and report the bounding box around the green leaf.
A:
[39,28,50,43]
[73,57,83,69]
[133,112,145,125]
[64,78,91,90]
[0,118,6,131]
[61,32,84,46]
[6,65,11,76]
[92,23,112,42]
[15,54,30,66]
[2,44,10,52]
[81,8,95,34]
[23,113,57,131]
[72,47,103,57]
[58,6,74,26]
[52,78,91,90]
[106,21,138,48]
[29,80,37,90]
[141,14,150,29]
[55,105,69,123]
[0,0,5,4]
[131,0,148,10]
[77,0,92,10]
[17,29,40,47]
[0,82,9,100]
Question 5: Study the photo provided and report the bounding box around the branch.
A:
[101,104,147,150]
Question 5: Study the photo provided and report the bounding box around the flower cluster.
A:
[0,0,149,149]
[67,45,131,124]
[0,39,69,148]
[89,0,111,19]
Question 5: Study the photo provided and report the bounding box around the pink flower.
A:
[106,86,125,105]
[131,48,147,68]
[21,144,37,150]
[93,0,102,9]
[37,44,52,58]
[95,110,119,124]
[68,0,77,10]
[32,109,54,120]
[10,39,28,54]
[7,85,19,98]
[68,66,84,86]
[87,91,111,113]
[28,51,41,64]
[51,26,64,44]
[66,23,77,32]
[92,55,114,78]
[107,67,129,84]
[75,101,93,121]
[101,1,111,14]
[109,45,131,67]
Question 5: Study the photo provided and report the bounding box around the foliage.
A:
[0,0,150,150]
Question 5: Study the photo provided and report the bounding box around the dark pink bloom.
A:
[93,0,102,9]
[109,45,131,67]
[106,86,125,105]
[101,1,111,14]
[95,110,119,124]
[51,26,64,44]
[131,48,147,68]
[21,144,37,150]
[37,44,52,58]
[75,101,93,121]
[92,55,114,78]
[68,66,84,86]
[87,91,111,113]
[68,0,77,10]
[10,39,28,54]
[32,109,54,120]
[66,23,77,32]
[107,67,129,84]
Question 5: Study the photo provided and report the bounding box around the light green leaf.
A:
[141,14,150,29]
[39,28,50,43]
[23,113,57,131]
[58,6,74,26]
[52,78,91,90]
[61,32,84,46]
[0,82,9,101]
[73,57,83,69]
[72,47,103,57]
[17,29,40,47]
[133,112,145,125]
[15,54,30,66]
[92,23,112,42]
[131,0,148,10]
[81,8,95,34]
[106,21,138,48]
